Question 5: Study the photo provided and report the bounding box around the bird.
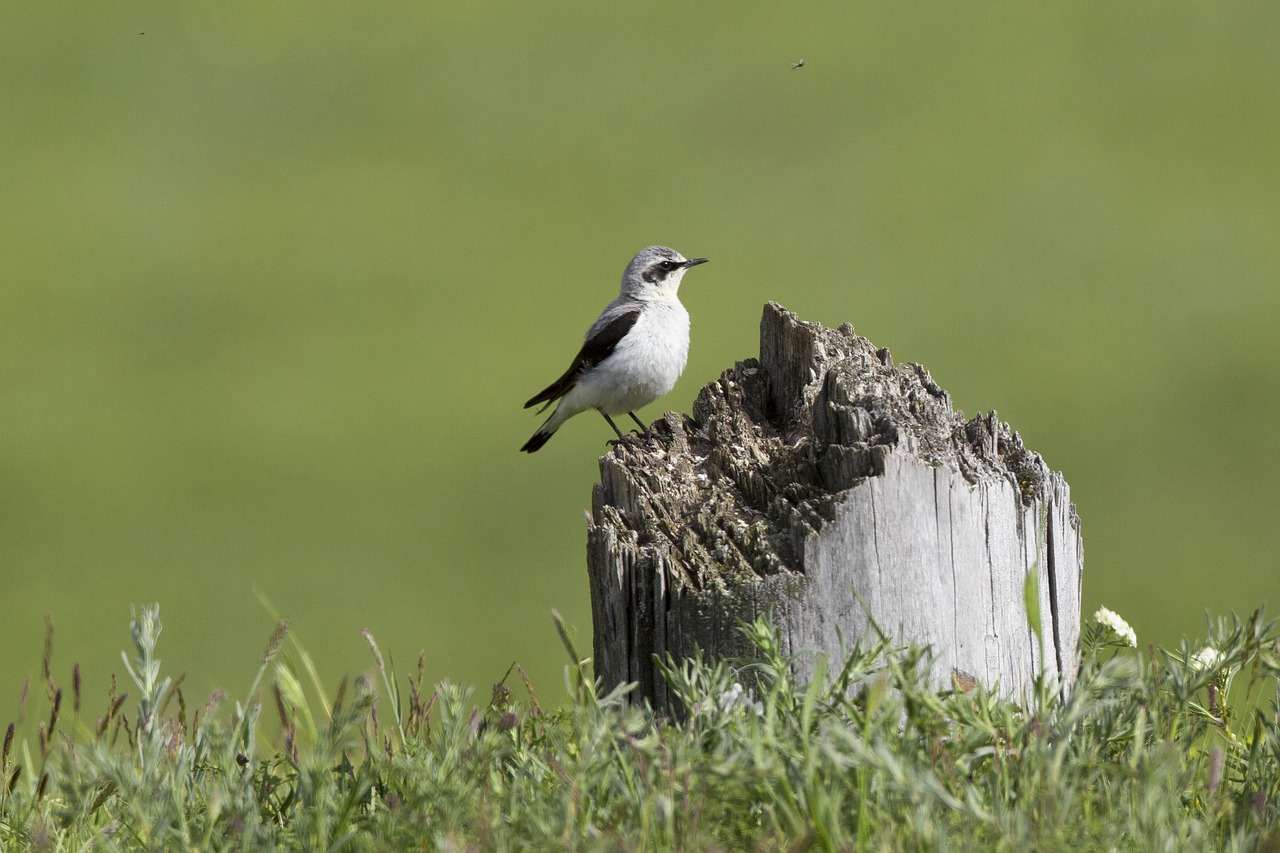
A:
[791,59,805,69]
[520,246,709,453]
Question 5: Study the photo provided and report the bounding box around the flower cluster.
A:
[1093,606,1137,647]
[1190,645,1224,672]
[716,682,764,716]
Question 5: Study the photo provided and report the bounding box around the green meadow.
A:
[3,607,1278,849]
[3,2,1279,714]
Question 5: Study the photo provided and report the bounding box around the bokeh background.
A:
[3,3,1278,710]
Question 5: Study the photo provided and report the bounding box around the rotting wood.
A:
[587,302,1083,714]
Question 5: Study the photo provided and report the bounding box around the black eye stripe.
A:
[643,259,680,282]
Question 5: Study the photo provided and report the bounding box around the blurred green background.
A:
[3,3,1278,710]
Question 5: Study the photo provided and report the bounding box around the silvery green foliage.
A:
[2,608,1278,850]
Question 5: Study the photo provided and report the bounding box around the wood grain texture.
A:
[587,302,1082,713]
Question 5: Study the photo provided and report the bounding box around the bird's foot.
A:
[605,430,644,449]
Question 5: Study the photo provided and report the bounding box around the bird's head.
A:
[621,246,709,300]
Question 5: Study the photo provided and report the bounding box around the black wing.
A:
[524,309,641,409]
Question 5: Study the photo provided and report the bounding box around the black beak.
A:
[683,258,710,268]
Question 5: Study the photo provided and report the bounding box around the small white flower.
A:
[717,682,763,716]
[1093,606,1137,647]
[1191,646,1224,672]
[718,682,744,707]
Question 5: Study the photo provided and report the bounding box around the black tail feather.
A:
[520,428,554,453]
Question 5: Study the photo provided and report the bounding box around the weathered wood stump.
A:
[587,302,1082,713]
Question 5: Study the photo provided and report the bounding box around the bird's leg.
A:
[627,412,647,432]
[599,411,627,441]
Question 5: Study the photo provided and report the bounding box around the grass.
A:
[2,606,1278,851]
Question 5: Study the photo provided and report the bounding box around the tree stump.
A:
[587,302,1082,714]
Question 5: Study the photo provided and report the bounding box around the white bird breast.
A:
[578,298,690,416]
